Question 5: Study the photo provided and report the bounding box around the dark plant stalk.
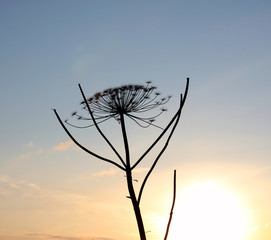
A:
[164,170,176,240]
[119,113,147,240]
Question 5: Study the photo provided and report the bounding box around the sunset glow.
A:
[1,1,271,240]
[164,181,250,240]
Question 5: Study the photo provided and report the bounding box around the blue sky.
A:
[0,1,271,240]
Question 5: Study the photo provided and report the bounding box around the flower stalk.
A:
[120,112,146,240]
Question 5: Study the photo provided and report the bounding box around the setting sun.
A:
[165,181,249,240]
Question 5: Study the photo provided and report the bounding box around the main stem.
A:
[119,113,147,240]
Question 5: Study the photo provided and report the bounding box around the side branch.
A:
[78,84,126,168]
[132,78,189,170]
[138,94,183,204]
[53,109,125,171]
[164,170,176,240]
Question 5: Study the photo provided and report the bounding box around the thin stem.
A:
[119,113,146,240]
[78,84,126,168]
[119,113,131,168]
[164,170,176,240]
[53,109,125,171]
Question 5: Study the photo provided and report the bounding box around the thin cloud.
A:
[0,177,21,196]
[25,233,115,240]
[19,148,42,160]
[25,233,80,240]
[0,176,40,196]
[91,167,148,177]
[133,168,149,173]
[90,238,115,240]
[250,225,259,232]
[19,151,32,160]
[92,168,119,177]
[36,148,43,154]
[53,140,73,151]
[26,141,33,147]
[27,182,40,190]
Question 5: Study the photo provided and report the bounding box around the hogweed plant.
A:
[53,78,189,240]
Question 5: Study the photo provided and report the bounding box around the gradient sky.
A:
[1,1,271,240]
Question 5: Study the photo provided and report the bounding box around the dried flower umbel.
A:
[66,82,171,129]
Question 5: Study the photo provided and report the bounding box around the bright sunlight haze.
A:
[167,181,249,240]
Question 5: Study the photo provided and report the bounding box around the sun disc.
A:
[166,181,249,240]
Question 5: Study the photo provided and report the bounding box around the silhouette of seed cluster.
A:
[66,81,171,129]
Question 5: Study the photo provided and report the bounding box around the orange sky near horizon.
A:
[1,155,271,240]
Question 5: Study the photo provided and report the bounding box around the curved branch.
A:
[164,170,176,240]
[132,78,189,170]
[78,84,126,168]
[53,109,126,171]
[138,94,183,204]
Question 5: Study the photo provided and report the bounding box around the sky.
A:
[0,1,271,240]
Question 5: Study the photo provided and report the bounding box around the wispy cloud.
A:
[250,225,259,232]
[25,141,34,147]
[25,233,115,240]
[133,168,149,173]
[0,176,126,240]
[36,148,43,154]
[0,176,40,196]
[19,147,43,160]
[25,233,80,240]
[91,167,148,177]
[92,168,119,177]
[53,141,74,151]
[19,152,32,160]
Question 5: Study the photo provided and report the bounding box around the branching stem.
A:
[53,109,125,171]
[78,84,126,168]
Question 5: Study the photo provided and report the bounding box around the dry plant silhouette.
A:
[53,78,189,240]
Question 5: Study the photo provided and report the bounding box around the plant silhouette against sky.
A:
[54,78,189,240]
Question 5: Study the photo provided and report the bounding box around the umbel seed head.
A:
[66,82,171,129]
